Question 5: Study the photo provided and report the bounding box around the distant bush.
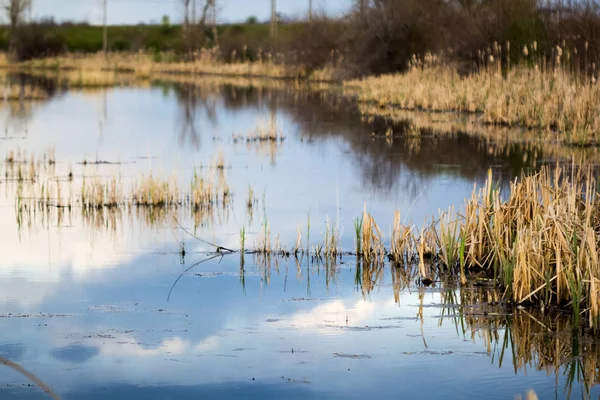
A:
[6,0,600,78]
[288,15,346,75]
[111,38,130,52]
[12,23,66,60]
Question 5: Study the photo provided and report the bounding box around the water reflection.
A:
[1,72,548,194]
[172,83,218,150]
[0,356,60,399]
[440,283,600,399]
[0,247,598,399]
[1,75,599,399]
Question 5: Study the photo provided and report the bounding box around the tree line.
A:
[3,0,600,77]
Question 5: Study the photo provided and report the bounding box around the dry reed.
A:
[7,49,340,83]
[346,61,600,145]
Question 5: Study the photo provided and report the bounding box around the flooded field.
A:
[0,76,599,399]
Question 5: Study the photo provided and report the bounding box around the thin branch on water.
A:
[167,253,225,301]
[0,356,60,400]
[173,217,235,253]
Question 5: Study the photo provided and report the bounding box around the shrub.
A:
[11,23,66,60]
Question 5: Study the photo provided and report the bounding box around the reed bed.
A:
[346,61,600,146]
[237,164,600,329]
[459,167,600,325]
[386,164,600,329]
[7,50,340,83]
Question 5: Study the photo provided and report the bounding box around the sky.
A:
[30,0,352,25]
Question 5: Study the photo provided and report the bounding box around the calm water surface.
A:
[0,80,596,399]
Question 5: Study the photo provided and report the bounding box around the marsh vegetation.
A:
[4,1,600,394]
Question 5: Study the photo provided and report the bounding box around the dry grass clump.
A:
[358,205,385,262]
[132,174,179,207]
[4,148,57,183]
[231,118,286,164]
[346,61,600,145]
[190,167,230,210]
[81,176,121,209]
[323,217,339,257]
[390,210,415,265]
[232,118,286,143]
[456,166,600,327]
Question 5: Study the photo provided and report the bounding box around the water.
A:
[0,78,597,399]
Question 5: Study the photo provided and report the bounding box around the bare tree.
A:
[180,0,191,30]
[181,0,218,53]
[2,0,32,51]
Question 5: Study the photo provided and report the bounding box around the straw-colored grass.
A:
[361,205,385,262]
[3,148,56,183]
[247,164,600,329]
[459,166,600,326]
[346,63,600,145]
[390,210,415,265]
[4,49,341,83]
[392,164,600,329]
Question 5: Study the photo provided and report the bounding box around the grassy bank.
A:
[345,63,600,146]
[2,50,341,83]
[6,48,600,145]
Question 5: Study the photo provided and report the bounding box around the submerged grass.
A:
[230,164,600,330]
[9,147,600,329]
[7,150,232,218]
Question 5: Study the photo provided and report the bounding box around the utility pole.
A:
[103,0,108,56]
[191,0,196,50]
[270,0,277,39]
[210,0,218,48]
[191,0,196,24]
[308,0,312,21]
